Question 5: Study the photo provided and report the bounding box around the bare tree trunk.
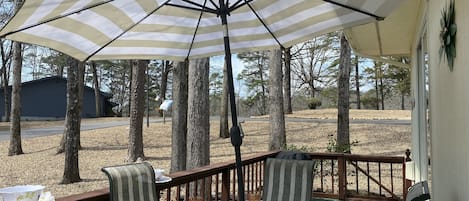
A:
[355,56,361,109]
[77,62,85,148]
[187,58,210,199]
[269,49,286,151]
[337,34,351,153]
[219,61,229,138]
[401,93,405,110]
[1,41,11,122]
[158,61,171,117]
[379,71,385,110]
[259,58,267,115]
[61,57,82,184]
[283,47,293,114]
[57,60,85,154]
[187,58,210,169]
[127,60,147,162]
[91,62,101,117]
[171,61,188,172]
[374,62,380,110]
[160,61,172,100]
[8,41,23,156]
[128,60,132,117]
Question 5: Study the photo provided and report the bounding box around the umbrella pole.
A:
[219,1,245,201]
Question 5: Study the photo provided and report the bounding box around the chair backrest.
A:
[262,158,315,201]
[406,181,431,201]
[102,162,158,201]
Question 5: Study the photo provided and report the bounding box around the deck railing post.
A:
[338,154,346,200]
[221,169,230,201]
[404,149,412,200]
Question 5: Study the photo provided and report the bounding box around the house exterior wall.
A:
[0,77,108,119]
[422,0,469,200]
[21,78,68,118]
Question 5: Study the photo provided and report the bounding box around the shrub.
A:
[326,135,359,153]
[286,144,314,152]
[307,98,322,109]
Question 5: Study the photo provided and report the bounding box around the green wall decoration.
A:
[439,0,457,71]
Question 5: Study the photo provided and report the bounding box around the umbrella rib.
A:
[85,0,171,61]
[186,0,208,59]
[374,22,383,55]
[243,1,284,49]
[230,0,243,10]
[228,0,254,12]
[0,0,115,38]
[166,3,218,14]
[208,0,219,10]
[323,0,384,21]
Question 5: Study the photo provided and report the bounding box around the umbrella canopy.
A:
[0,0,405,61]
[0,1,406,200]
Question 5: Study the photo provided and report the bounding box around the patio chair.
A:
[406,181,431,201]
[102,162,158,201]
[262,157,315,201]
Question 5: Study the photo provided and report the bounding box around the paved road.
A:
[0,117,410,141]
[0,119,165,141]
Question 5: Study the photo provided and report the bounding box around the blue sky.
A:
[210,55,247,97]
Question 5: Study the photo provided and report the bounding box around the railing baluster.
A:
[222,169,230,201]
[194,180,199,198]
[260,161,264,190]
[185,183,189,201]
[390,163,394,194]
[355,161,359,194]
[166,188,171,201]
[403,159,407,200]
[176,185,181,201]
[202,178,206,200]
[246,163,250,193]
[250,163,254,193]
[232,169,236,201]
[367,162,370,196]
[338,155,346,200]
[331,159,335,194]
[215,174,219,200]
[254,161,259,192]
[320,160,324,192]
[378,162,382,196]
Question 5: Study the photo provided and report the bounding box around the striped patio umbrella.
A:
[0,1,406,200]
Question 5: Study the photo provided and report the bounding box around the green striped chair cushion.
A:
[262,158,315,201]
[102,162,158,201]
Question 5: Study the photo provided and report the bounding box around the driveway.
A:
[0,117,410,141]
[0,119,164,141]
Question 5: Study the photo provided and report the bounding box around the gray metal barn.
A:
[0,76,115,120]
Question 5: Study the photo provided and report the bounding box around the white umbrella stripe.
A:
[121,31,195,43]
[278,12,371,45]
[251,0,304,19]
[97,46,188,57]
[23,24,100,54]
[262,3,338,33]
[69,10,124,38]
[144,14,201,27]
[60,0,95,16]
[21,0,62,29]
[110,0,149,23]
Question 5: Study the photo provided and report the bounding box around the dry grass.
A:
[0,109,411,198]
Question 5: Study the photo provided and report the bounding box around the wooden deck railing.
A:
[57,151,407,201]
